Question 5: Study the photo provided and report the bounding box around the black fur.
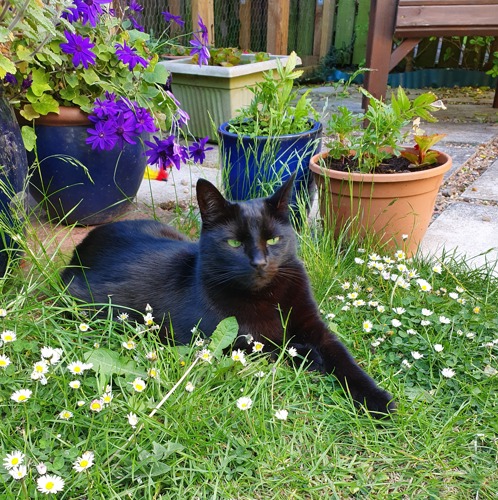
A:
[62,177,395,416]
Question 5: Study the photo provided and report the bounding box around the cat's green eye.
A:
[227,239,242,248]
[267,237,280,246]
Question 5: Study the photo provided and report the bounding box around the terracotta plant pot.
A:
[309,149,452,256]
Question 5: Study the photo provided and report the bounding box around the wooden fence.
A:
[146,0,496,71]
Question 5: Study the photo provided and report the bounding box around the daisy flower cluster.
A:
[324,249,497,390]
[2,448,95,494]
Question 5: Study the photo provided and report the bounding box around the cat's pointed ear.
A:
[196,179,230,227]
[266,173,295,217]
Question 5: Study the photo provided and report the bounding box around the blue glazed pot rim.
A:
[218,119,322,140]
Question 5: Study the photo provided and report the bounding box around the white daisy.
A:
[185,381,195,393]
[275,409,289,421]
[58,410,73,420]
[11,388,32,403]
[1,330,16,343]
[127,412,139,428]
[9,465,27,480]
[3,450,24,470]
[67,360,93,375]
[287,347,298,357]
[131,377,146,392]
[236,396,253,411]
[73,451,94,472]
[231,349,247,365]
[37,474,65,494]
[198,349,213,363]
[411,351,424,360]
[441,368,456,378]
[0,354,11,368]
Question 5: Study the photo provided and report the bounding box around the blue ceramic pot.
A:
[29,107,147,226]
[0,91,28,277]
[218,119,322,213]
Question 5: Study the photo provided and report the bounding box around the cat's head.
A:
[196,176,298,292]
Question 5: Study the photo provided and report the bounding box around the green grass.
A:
[0,207,497,499]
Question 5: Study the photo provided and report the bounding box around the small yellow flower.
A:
[473,306,481,314]
[148,367,159,378]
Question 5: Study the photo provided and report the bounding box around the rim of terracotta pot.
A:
[309,149,452,182]
[33,106,90,126]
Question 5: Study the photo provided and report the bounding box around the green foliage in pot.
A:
[226,51,319,137]
[324,87,447,173]
[189,47,270,67]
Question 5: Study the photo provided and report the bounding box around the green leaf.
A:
[84,348,146,377]
[21,126,37,152]
[209,317,239,358]
[30,68,52,96]
[0,54,16,78]
[30,93,60,115]
[152,441,184,459]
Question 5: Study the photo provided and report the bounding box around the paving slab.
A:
[419,202,498,272]
[461,159,498,202]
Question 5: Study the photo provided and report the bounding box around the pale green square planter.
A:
[160,54,297,140]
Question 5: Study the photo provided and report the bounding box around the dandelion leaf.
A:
[84,348,146,377]
[209,317,239,358]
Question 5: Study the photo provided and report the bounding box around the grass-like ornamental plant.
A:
[324,87,448,173]
[1,0,211,165]
[226,51,319,137]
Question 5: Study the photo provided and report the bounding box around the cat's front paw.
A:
[352,387,396,418]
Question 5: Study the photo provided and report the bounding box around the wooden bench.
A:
[363,0,498,108]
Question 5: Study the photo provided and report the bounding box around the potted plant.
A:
[217,51,322,217]
[2,2,210,225]
[309,87,451,256]
[160,16,290,140]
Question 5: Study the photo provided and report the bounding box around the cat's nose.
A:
[250,250,267,270]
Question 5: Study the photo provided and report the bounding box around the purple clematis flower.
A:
[86,120,118,150]
[189,37,210,67]
[60,30,96,69]
[115,41,148,71]
[128,16,144,31]
[132,106,157,134]
[3,73,17,86]
[189,16,210,66]
[162,11,184,28]
[198,16,209,45]
[128,0,143,13]
[144,135,188,170]
[73,0,111,27]
[109,113,139,147]
[188,137,212,164]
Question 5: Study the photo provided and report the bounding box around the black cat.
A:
[62,176,395,416]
